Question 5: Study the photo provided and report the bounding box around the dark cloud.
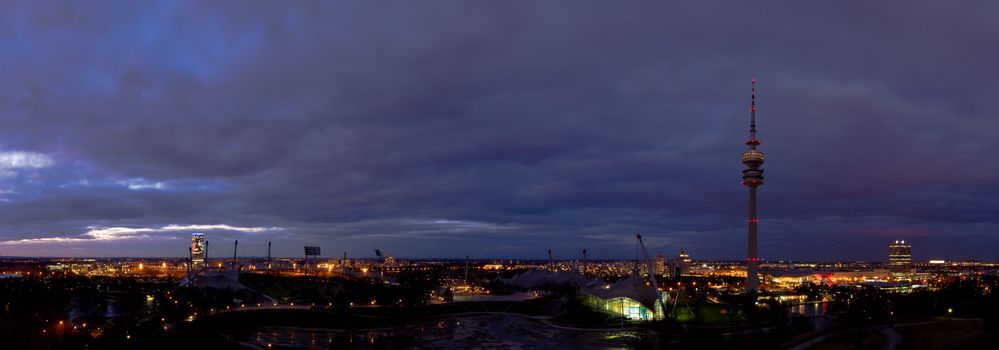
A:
[0,1,996,260]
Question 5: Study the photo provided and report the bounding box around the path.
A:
[880,326,901,350]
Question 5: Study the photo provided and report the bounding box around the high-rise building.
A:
[673,250,692,276]
[741,80,765,293]
[191,233,206,268]
[654,254,667,276]
[889,240,912,273]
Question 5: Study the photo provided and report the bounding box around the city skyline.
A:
[1,2,999,260]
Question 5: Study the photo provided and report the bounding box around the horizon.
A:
[0,240,974,263]
[0,254,981,263]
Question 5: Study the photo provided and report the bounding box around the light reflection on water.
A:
[788,302,828,316]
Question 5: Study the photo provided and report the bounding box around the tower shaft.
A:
[747,186,759,292]
[741,79,764,294]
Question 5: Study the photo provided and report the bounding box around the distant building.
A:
[483,263,504,270]
[889,240,912,273]
[767,270,894,287]
[191,233,206,268]
[383,255,397,266]
[673,250,691,276]
[654,255,667,277]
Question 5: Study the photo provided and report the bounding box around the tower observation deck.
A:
[742,80,764,294]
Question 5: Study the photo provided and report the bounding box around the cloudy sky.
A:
[0,1,997,260]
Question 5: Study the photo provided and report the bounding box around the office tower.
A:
[654,254,667,276]
[672,250,692,276]
[889,240,912,273]
[191,233,206,268]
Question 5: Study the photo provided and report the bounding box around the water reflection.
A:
[788,302,828,317]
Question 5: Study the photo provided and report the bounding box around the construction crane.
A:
[187,246,193,281]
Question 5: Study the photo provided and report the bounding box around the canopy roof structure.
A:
[180,270,247,291]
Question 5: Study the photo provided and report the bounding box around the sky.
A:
[0,1,997,261]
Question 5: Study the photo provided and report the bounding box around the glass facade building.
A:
[191,233,206,268]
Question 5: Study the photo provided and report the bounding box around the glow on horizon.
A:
[0,224,282,245]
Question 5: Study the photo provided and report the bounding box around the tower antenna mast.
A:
[750,80,758,140]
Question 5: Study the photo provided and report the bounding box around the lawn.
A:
[896,320,998,350]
